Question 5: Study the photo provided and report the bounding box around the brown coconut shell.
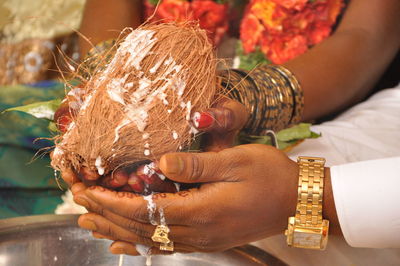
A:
[51,22,219,175]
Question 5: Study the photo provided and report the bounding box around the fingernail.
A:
[74,196,89,208]
[161,154,184,175]
[192,112,214,129]
[110,243,125,254]
[111,247,125,254]
[80,219,97,231]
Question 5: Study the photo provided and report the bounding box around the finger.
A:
[109,241,192,256]
[74,193,156,239]
[192,98,248,151]
[71,182,87,195]
[135,165,177,194]
[159,148,245,183]
[54,100,72,133]
[101,169,129,189]
[78,213,196,251]
[127,173,145,193]
[79,167,101,181]
[109,241,140,255]
[60,167,80,186]
[92,231,117,241]
[78,213,154,247]
[82,183,228,231]
[199,98,248,133]
[74,188,195,242]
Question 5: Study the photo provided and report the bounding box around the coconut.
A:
[51,22,218,175]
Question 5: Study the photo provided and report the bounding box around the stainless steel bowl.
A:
[0,214,286,266]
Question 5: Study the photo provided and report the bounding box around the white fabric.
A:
[331,157,400,248]
[254,83,400,265]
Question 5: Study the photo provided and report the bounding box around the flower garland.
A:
[146,0,345,67]
[239,0,344,65]
[145,0,230,46]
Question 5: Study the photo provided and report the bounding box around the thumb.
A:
[194,98,248,152]
[159,150,237,183]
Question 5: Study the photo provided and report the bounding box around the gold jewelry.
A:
[269,65,304,125]
[159,241,174,252]
[285,156,329,250]
[151,225,174,252]
[218,64,304,134]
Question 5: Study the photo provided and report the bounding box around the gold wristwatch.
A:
[285,156,329,250]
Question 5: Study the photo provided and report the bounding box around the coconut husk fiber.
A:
[51,22,218,175]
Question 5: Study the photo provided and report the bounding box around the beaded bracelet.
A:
[78,39,117,79]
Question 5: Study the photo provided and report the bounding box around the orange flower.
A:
[240,13,264,53]
[307,20,332,45]
[251,0,286,31]
[240,0,344,64]
[326,0,345,24]
[271,0,308,11]
[157,0,192,22]
[192,0,229,45]
[145,0,229,46]
[262,34,308,64]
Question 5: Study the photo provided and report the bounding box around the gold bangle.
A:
[218,64,304,134]
[269,65,304,125]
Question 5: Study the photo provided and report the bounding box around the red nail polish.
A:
[193,112,214,129]
[128,173,145,193]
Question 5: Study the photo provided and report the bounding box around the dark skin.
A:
[63,101,340,255]
[79,0,142,56]
[71,146,338,255]
[61,0,400,255]
[79,0,400,121]
[287,0,400,120]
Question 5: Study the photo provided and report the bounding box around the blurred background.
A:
[0,0,85,218]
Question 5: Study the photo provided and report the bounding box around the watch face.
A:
[293,231,322,248]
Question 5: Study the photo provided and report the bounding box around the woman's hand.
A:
[192,97,248,151]
[71,144,300,254]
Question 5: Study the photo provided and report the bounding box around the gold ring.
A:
[152,225,174,252]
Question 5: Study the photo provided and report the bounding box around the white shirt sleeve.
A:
[331,157,400,248]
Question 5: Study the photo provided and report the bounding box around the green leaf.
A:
[2,99,62,120]
[48,121,59,132]
[148,0,160,5]
[236,41,271,71]
[276,123,318,142]
[236,123,320,151]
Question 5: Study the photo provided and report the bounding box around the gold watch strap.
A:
[296,156,325,226]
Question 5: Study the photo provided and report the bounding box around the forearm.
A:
[79,0,142,56]
[284,0,400,121]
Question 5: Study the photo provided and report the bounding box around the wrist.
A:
[323,167,342,235]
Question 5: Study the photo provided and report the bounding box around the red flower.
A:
[192,0,229,45]
[144,0,229,46]
[240,13,264,53]
[262,34,308,64]
[240,0,344,64]
[326,0,344,24]
[307,20,332,45]
[156,0,192,22]
[271,0,308,11]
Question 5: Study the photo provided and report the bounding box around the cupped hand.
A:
[71,144,299,254]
